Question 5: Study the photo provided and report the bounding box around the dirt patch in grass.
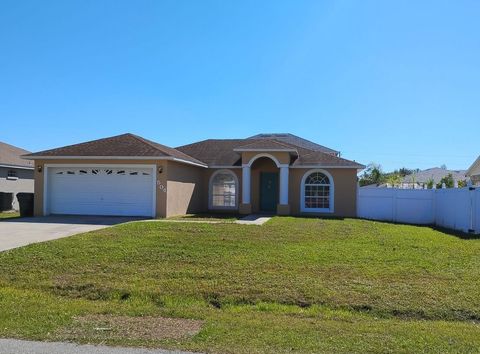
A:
[58,315,204,341]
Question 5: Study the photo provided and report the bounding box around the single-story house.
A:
[23,133,364,218]
[0,141,34,210]
[467,156,480,185]
[400,167,467,189]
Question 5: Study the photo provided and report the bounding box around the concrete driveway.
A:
[0,338,196,354]
[0,215,143,252]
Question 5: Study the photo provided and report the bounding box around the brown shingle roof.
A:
[0,141,33,169]
[24,134,206,166]
[177,136,364,169]
[291,150,365,168]
[25,133,363,169]
[248,133,339,155]
[233,139,297,151]
[176,139,244,166]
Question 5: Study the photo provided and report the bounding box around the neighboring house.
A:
[400,167,467,189]
[0,142,34,210]
[466,156,480,185]
[23,133,365,218]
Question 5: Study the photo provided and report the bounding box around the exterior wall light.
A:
[37,165,43,173]
[158,166,163,174]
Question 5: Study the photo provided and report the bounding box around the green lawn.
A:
[0,211,20,219]
[0,217,479,353]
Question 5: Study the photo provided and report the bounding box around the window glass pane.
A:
[305,172,329,185]
[212,172,236,207]
[304,172,330,209]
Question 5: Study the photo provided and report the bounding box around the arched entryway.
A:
[251,157,279,212]
[239,153,290,215]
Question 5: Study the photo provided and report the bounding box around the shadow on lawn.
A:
[431,226,480,240]
[357,217,480,240]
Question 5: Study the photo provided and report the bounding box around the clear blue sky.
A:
[1,0,478,172]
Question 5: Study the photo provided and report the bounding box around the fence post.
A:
[469,186,476,233]
[356,182,360,217]
[393,188,398,223]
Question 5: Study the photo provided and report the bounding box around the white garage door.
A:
[46,166,155,217]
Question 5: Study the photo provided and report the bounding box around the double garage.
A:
[44,165,156,217]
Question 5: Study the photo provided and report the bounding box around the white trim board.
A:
[0,164,34,170]
[24,156,207,168]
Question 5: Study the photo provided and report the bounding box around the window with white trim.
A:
[7,170,17,178]
[301,170,333,212]
[210,171,237,208]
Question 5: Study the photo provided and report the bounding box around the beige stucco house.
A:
[467,156,480,185]
[23,133,364,218]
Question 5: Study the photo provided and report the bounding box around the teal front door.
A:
[260,172,279,212]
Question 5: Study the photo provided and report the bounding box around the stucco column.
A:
[277,165,290,215]
[242,165,251,204]
[279,166,289,205]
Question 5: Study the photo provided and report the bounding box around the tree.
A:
[426,178,435,189]
[359,163,385,186]
[436,174,454,189]
[386,173,402,187]
[398,167,414,177]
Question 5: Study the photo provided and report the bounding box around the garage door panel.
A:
[47,166,154,217]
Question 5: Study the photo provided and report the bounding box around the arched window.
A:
[209,170,238,209]
[301,170,334,213]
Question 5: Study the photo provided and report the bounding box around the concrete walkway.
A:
[146,215,272,226]
[0,339,197,354]
[0,216,142,252]
[236,214,272,225]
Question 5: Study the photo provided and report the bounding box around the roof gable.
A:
[467,156,480,176]
[24,134,206,167]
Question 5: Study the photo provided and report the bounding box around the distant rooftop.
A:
[0,141,33,169]
[402,167,467,184]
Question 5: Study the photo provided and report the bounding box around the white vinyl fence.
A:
[358,187,480,234]
[475,190,480,233]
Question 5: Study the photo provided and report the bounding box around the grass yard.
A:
[0,217,479,353]
[0,211,20,219]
